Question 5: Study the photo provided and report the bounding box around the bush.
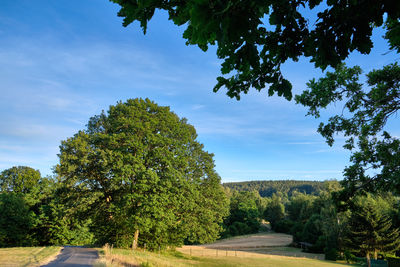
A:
[325,248,338,261]
[290,222,304,242]
[274,219,294,233]
[308,236,325,253]
[387,257,400,267]
[222,221,253,238]
[343,250,357,263]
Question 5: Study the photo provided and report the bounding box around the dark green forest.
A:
[221,181,400,263]
[223,180,326,197]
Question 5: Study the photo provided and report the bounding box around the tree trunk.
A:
[374,249,377,260]
[366,252,371,267]
[132,229,139,250]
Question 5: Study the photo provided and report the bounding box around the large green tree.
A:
[56,98,228,249]
[0,166,41,195]
[222,190,262,237]
[264,193,285,230]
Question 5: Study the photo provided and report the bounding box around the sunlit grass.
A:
[96,244,355,267]
[0,246,61,267]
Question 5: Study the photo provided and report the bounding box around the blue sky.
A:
[0,1,398,182]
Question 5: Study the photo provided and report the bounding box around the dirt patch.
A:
[203,233,292,249]
[177,233,324,260]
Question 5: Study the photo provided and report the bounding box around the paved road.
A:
[41,247,98,267]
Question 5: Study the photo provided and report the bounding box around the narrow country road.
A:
[41,247,98,267]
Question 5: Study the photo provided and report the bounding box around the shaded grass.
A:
[0,246,61,267]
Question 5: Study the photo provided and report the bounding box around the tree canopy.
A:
[0,166,41,194]
[56,98,228,249]
[296,63,400,200]
[222,190,262,237]
[110,0,400,100]
[110,1,400,198]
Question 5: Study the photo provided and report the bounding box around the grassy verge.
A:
[95,245,355,267]
[0,246,61,267]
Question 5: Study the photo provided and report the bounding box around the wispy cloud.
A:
[0,121,77,141]
[193,114,318,138]
[230,169,342,174]
[191,104,205,110]
[287,141,322,145]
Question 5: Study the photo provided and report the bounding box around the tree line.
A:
[221,181,400,264]
[223,180,326,197]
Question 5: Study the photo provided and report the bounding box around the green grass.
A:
[0,246,61,267]
[98,246,355,267]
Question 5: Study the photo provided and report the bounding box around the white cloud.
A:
[287,141,322,145]
[0,120,78,142]
[191,104,205,110]
[193,114,318,138]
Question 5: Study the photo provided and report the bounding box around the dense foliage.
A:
[344,194,400,261]
[0,166,93,247]
[223,180,325,197]
[219,180,400,263]
[0,193,33,247]
[221,190,265,238]
[264,190,400,263]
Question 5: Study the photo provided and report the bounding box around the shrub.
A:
[274,219,294,233]
[325,248,338,261]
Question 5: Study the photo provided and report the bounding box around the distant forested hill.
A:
[223,180,328,197]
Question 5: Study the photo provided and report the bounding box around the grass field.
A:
[97,233,354,267]
[178,232,324,260]
[0,246,61,267]
[178,245,325,260]
[97,246,353,267]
